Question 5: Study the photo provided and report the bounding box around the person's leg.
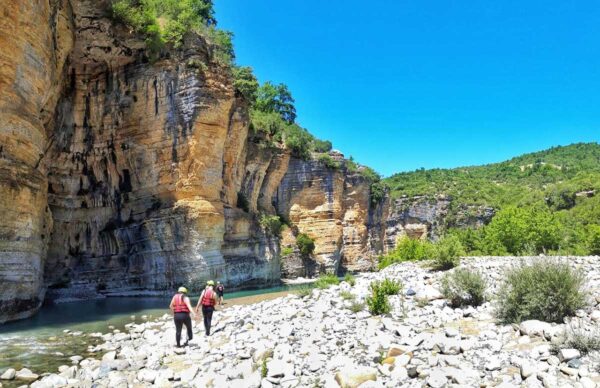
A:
[205,306,214,335]
[174,313,184,347]
[183,313,193,345]
[202,306,210,335]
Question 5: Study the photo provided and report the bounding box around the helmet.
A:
[206,280,215,286]
[217,281,221,284]
[178,286,188,294]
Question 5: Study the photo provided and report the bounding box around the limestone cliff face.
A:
[0,0,384,322]
[42,0,279,300]
[0,0,74,322]
[384,195,494,251]
[275,159,385,277]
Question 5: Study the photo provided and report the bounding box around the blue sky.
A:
[214,1,600,177]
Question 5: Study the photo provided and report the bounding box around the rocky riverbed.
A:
[1,256,599,388]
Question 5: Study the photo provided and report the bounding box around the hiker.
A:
[196,280,218,336]
[216,281,225,305]
[169,286,196,347]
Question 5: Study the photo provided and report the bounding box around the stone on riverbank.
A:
[0,369,15,380]
[15,368,39,382]
[334,365,377,388]
[6,256,600,388]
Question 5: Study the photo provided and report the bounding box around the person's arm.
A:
[213,291,218,309]
[184,297,196,318]
[168,296,175,311]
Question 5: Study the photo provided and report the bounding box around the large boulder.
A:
[519,320,552,337]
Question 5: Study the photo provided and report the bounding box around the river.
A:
[0,284,310,382]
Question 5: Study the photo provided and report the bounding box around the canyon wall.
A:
[384,195,495,251]
[0,0,74,322]
[0,0,383,322]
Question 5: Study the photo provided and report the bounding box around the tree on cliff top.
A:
[233,66,259,104]
[255,82,297,124]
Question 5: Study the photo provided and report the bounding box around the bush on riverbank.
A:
[496,260,587,323]
[379,235,465,271]
[366,285,391,315]
[563,327,600,355]
[378,237,433,269]
[315,274,340,289]
[431,235,465,270]
[294,286,313,297]
[343,273,356,286]
[372,278,402,296]
[348,301,365,313]
[441,268,486,307]
[366,278,402,315]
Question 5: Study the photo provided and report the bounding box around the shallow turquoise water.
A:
[0,283,308,378]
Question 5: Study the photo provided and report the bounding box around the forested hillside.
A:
[382,143,600,259]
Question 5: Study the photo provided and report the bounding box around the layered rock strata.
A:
[384,195,494,251]
[275,158,386,277]
[0,0,383,322]
[0,0,74,322]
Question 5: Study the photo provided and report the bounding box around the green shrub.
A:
[313,139,332,153]
[317,154,340,170]
[371,278,402,296]
[296,233,315,257]
[340,291,355,300]
[431,235,465,270]
[587,224,600,255]
[284,124,313,159]
[345,157,359,173]
[281,246,294,257]
[261,358,268,378]
[348,301,365,313]
[294,285,313,297]
[360,166,381,182]
[441,268,486,307]
[109,0,229,61]
[259,214,283,236]
[378,237,433,269]
[564,327,600,355]
[370,181,388,205]
[315,274,340,289]
[366,284,391,315]
[343,273,356,286]
[496,260,587,323]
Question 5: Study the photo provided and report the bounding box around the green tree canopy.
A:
[233,66,259,104]
[255,82,297,124]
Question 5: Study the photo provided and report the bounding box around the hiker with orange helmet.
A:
[169,286,196,347]
[195,280,218,336]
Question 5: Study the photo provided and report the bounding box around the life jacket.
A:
[173,293,190,313]
[201,288,216,307]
